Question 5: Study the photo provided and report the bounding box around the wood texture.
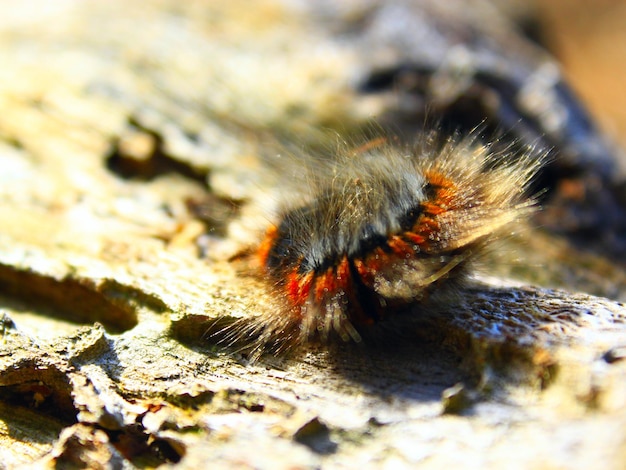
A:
[1,1,625,468]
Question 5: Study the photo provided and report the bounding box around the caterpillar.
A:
[220,132,542,360]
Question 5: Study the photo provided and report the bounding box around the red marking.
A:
[424,170,455,189]
[364,247,388,273]
[312,257,352,303]
[351,247,391,291]
[404,232,426,245]
[424,170,458,209]
[388,235,414,258]
[353,258,374,286]
[422,202,446,215]
[337,260,377,327]
[286,271,313,307]
[409,215,440,252]
[414,216,438,235]
[336,256,350,283]
[436,188,456,207]
[257,225,279,267]
[314,267,334,302]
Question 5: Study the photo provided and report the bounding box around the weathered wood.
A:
[1,1,625,469]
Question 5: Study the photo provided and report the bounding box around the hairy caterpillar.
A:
[220,133,542,360]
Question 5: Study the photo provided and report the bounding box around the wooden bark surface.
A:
[1,1,626,469]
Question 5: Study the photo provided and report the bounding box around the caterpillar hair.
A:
[218,131,543,360]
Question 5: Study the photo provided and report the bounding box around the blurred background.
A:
[503,0,626,153]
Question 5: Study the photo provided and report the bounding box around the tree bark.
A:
[1,1,626,468]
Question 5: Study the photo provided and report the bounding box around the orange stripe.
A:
[422,202,446,215]
[424,170,455,189]
[286,271,313,306]
[314,267,334,302]
[257,225,279,267]
[388,235,414,257]
[336,256,350,284]
[404,232,426,245]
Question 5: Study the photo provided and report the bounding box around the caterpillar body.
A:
[222,133,541,359]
